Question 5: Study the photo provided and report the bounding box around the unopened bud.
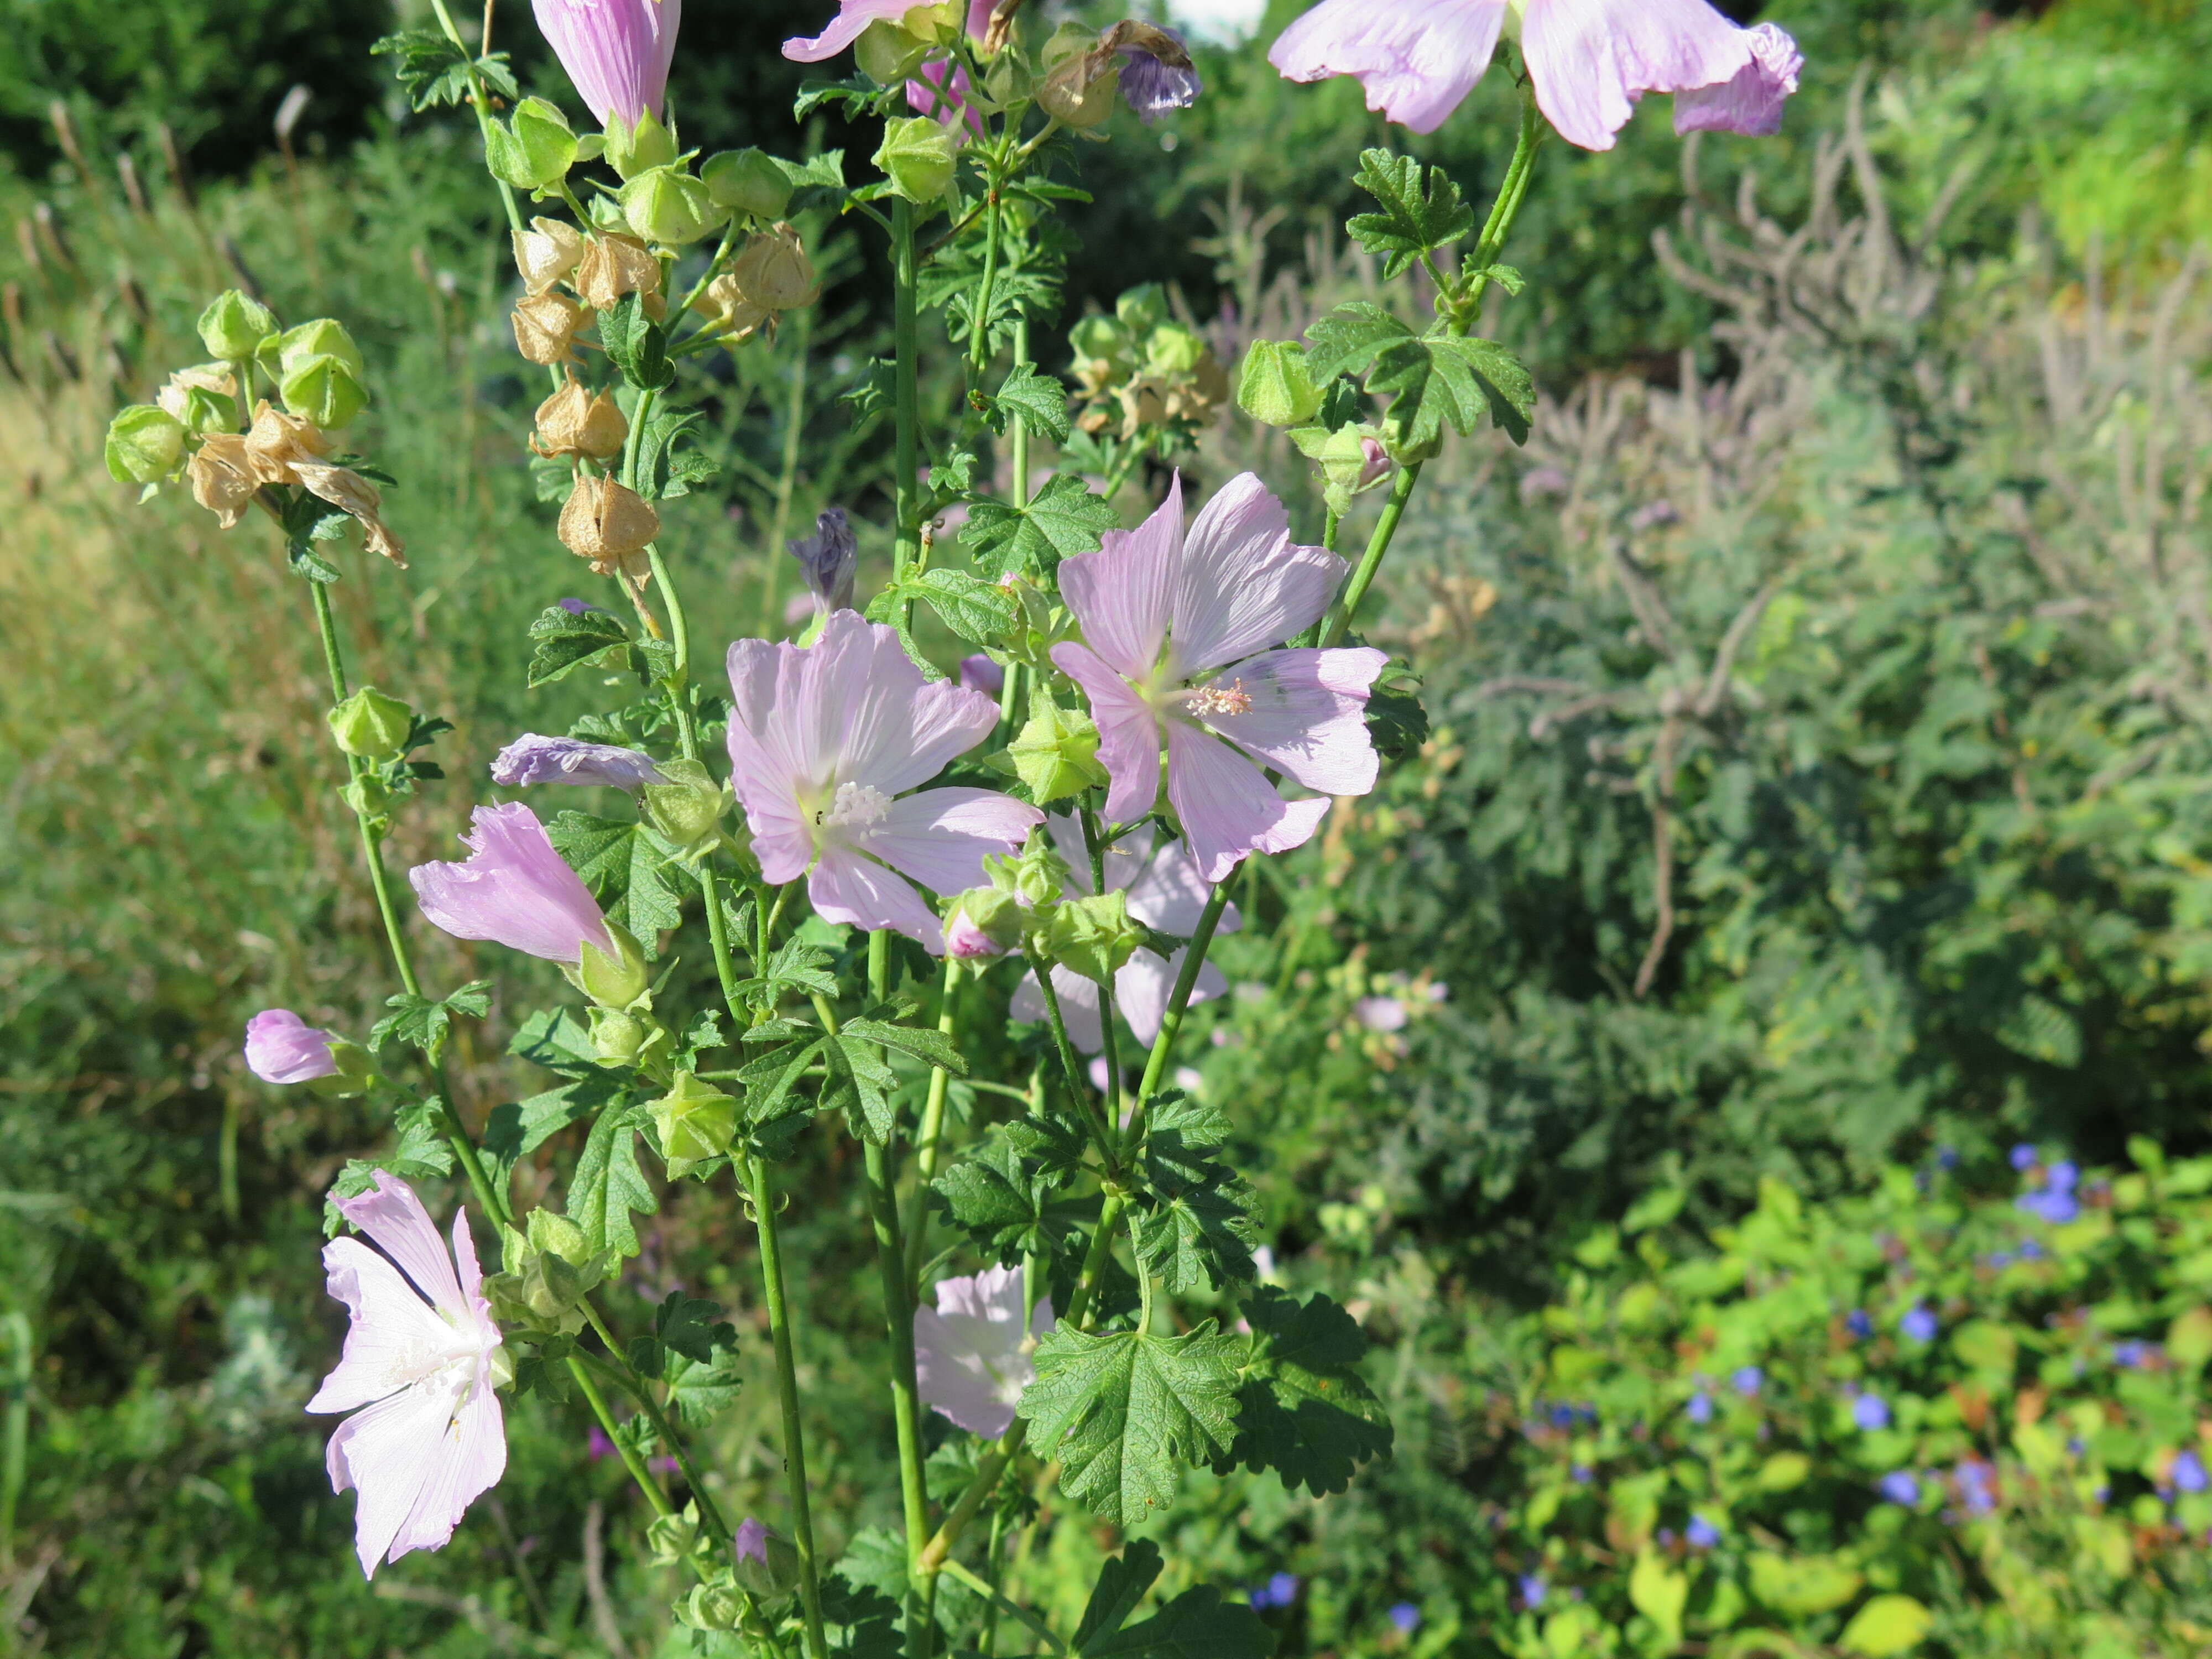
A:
[732,1519,801,1599]
[326,686,415,758]
[604,108,677,180]
[1042,889,1142,985]
[989,831,1067,909]
[270,318,365,380]
[873,115,958,204]
[513,216,586,294]
[558,473,660,576]
[1039,47,1121,128]
[1146,321,1204,374]
[642,758,731,852]
[856,19,934,83]
[513,290,589,365]
[105,404,186,483]
[731,226,820,311]
[588,1004,654,1066]
[943,886,1025,959]
[280,353,369,429]
[487,96,578,190]
[646,1507,700,1567]
[620,165,726,246]
[197,289,278,362]
[648,1071,739,1178]
[531,375,628,461]
[577,921,652,1010]
[701,149,793,218]
[700,274,770,343]
[1006,696,1108,804]
[575,232,664,315]
[679,1578,745,1632]
[1238,338,1322,426]
[304,1037,378,1098]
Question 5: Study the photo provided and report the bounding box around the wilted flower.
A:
[912,1264,1055,1437]
[574,232,664,315]
[244,1009,340,1084]
[234,401,404,565]
[513,290,589,365]
[1269,0,1801,148]
[732,225,822,311]
[309,1172,505,1578]
[787,507,857,613]
[559,473,661,578]
[724,611,1041,949]
[530,375,628,461]
[699,274,771,343]
[189,435,259,526]
[409,801,618,966]
[513,216,586,294]
[1113,23,1202,121]
[1052,471,1387,881]
[531,0,682,126]
[492,733,665,790]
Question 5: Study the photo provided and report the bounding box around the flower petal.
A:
[1168,473,1344,677]
[1010,964,1104,1052]
[855,787,1043,896]
[1057,473,1183,680]
[330,1171,467,1319]
[1045,812,1152,899]
[306,1238,471,1415]
[325,1376,466,1577]
[409,802,614,964]
[1201,646,1386,796]
[1112,946,1228,1047]
[1125,836,1241,936]
[808,846,944,948]
[1673,20,1801,138]
[1267,0,1505,135]
[243,1008,339,1085]
[1522,0,1752,153]
[831,624,1001,793]
[1051,642,1164,825]
[781,0,914,61]
[915,1265,1036,1437]
[1166,721,1333,883]
[386,1374,507,1568]
[533,0,682,123]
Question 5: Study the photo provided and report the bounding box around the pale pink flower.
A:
[244,1009,340,1084]
[1051,472,1386,883]
[724,610,1042,950]
[1011,816,1240,1051]
[491,733,665,790]
[1353,995,1409,1033]
[784,0,927,62]
[308,1172,507,1578]
[957,654,1005,697]
[1268,0,1801,148]
[914,1264,1055,1437]
[533,0,683,126]
[409,801,617,964]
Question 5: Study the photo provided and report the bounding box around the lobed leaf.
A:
[961,472,1119,580]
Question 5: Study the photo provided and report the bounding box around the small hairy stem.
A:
[902,957,961,1288]
[566,1353,675,1520]
[425,0,529,242]
[1119,883,1232,1159]
[1020,946,1117,1170]
[891,198,924,587]
[935,1559,1064,1656]
[968,191,1002,379]
[917,1420,1020,1574]
[747,1154,831,1659]
[1009,317,1031,508]
[1063,1190,1126,1332]
[1316,460,1422,650]
[581,1300,729,1545]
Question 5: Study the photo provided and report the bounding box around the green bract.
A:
[325,686,414,758]
[1005,696,1108,804]
[577,922,651,1010]
[1236,339,1323,427]
[1041,890,1141,984]
[103,404,185,483]
[272,317,364,379]
[603,107,676,179]
[873,115,958,205]
[700,147,792,218]
[486,96,578,190]
[619,165,727,247]
[279,353,368,429]
[196,289,277,361]
[648,1072,739,1179]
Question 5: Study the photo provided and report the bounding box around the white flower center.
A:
[1183,678,1253,719]
[821,780,893,832]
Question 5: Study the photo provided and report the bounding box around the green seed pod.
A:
[873,115,958,205]
[326,686,415,759]
[1236,338,1323,427]
[272,317,365,380]
[679,1577,745,1632]
[700,148,793,218]
[1115,283,1167,335]
[1006,695,1109,804]
[648,1071,739,1179]
[643,758,732,853]
[487,96,580,190]
[1038,48,1120,128]
[577,922,652,1011]
[280,352,369,429]
[586,1004,654,1067]
[603,107,677,180]
[104,404,186,483]
[619,165,727,247]
[196,289,278,362]
[646,1507,700,1567]
[1145,320,1206,375]
[1041,889,1142,985]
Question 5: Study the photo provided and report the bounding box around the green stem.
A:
[1119,883,1232,1161]
[902,957,961,1289]
[582,1301,729,1544]
[567,1353,675,1520]
[891,197,924,588]
[980,1508,1006,1658]
[748,1154,831,1659]
[219,1094,241,1222]
[936,1559,1063,1656]
[968,191,1001,378]
[0,1313,28,1575]
[427,0,527,241]
[1063,1190,1126,1332]
[1009,317,1031,509]
[1316,460,1421,650]
[1020,946,1117,1170]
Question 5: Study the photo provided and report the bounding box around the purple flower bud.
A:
[734,1516,770,1563]
[558,596,596,614]
[1685,1390,1713,1425]
[492,732,666,790]
[1877,1470,1920,1505]
[787,507,857,614]
[958,654,1005,696]
[2010,1142,2038,1171]
[1685,1512,1720,1550]
[1387,1602,1420,1635]
[1852,1392,1890,1432]
[1845,1308,1872,1339]
[1900,1305,1938,1343]
[243,1009,340,1084]
[1731,1365,1763,1397]
[1119,33,1202,122]
[2177,1450,2209,1494]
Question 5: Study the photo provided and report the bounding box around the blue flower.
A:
[1845,1308,1873,1339]
[1571,1464,1593,1484]
[1987,1250,2015,1267]
[1686,1390,1713,1425]
[1955,1458,1997,1516]
[1518,1575,1547,1609]
[1686,1512,1721,1550]
[2018,1238,2045,1260]
[1549,1404,1576,1429]
[1387,1603,1420,1635]
[2010,1143,2038,1171]
[1266,1573,1300,1608]
[2176,1451,2209,1495]
[2115,1340,2158,1369]
[1900,1305,1938,1343]
[1853,1392,1891,1432]
[1878,1470,1921,1505]
[1937,1145,1960,1169]
[2017,1190,2080,1224]
[1731,1365,1764,1397]
[2046,1159,2079,1194]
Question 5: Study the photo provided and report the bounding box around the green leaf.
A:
[961,473,1119,581]
[1364,675,1430,762]
[1224,1286,1392,1496]
[1000,1113,1090,1183]
[822,1029,899,1143]
[483,1073,625,1183]
[369,980,489,1063]
[509,1006,604,1077]
[794,73,882,122]
[565,1103,657,1260]
[599,293,673,392]
[1073,1542,1162,1651]
[1367,336,1487,455]
[545,811,697,939]
[1082,1587,1275,1658]
[1019,1324,1242,1525]
[652,1293,742,1423]
[634,404,720,500]
[653,1290,735,1365]
[737,1034,830,1121]
[323,1102,458,1235]
[1346,148,1476,280]
[371,30,518,111]
[932,1130,1090,1267]
[1432,335,1535,445]
[991,362,1073,443]
[527,603,634,690]
[1839,1594,1934,1657]
[1301,302,1414,384]
[905,568,1019,646]
[1134,1168,1259,1295]
[843,1016,968,1076]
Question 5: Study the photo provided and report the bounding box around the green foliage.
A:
[961,471,1120,580]
[546,811,698,940]
[1346,148,1478,280]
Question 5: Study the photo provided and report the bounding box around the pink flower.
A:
[244,1009,340,1084]
[532,0,683,126]
[957,654,1005,697]
[1051,472,1387,883]
[1353,995,1408,1032]
[409,801,617,964]
[914,1264,1055,1437]
[907,59,986,137]
[307,1172,506,1578]
[724,611,1042,950]
[783,0,925,63]
[1268,0,1801,148]
[1011,816,1240,1051]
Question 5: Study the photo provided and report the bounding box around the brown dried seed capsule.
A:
[559,473,660,577]
[513,216,585,296]
[243,399,334,485]
[513,291,589,366]
[699,274,770,344]
[731,225,819,312]
[188,434,258,528]
[531,375,628,461]
[574,231,664,315]
[292,460,408,567]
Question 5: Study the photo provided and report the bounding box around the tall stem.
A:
[891,198,924,588]
[567,1353,674,1519]
[749,1154,831,1659]
[581,1301,729,1544]
[427,0,526,241]
[902,957,961,1288]
[1120,884,1232,1160]
[1009,317,1031,509]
